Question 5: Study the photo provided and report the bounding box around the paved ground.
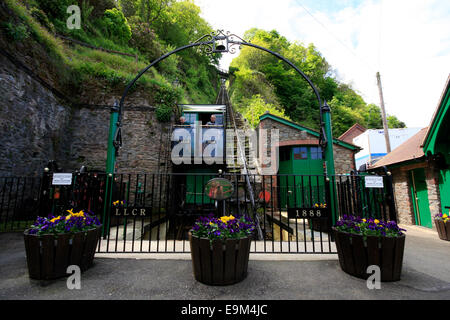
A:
[1,225,449,300]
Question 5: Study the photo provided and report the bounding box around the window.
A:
[293,147,308,160]
[310,147,323,160]
[184,113,197,124]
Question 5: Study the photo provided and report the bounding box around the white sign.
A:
[365,176,384,188]
[52,173,73,185]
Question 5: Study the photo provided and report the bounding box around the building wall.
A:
[0,53,172,177]
[391,168,415,225]
[390,163,442,228]
[259,118,356,174]
[354,128,422,168]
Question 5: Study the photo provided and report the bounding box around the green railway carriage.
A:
[171,104,227,209]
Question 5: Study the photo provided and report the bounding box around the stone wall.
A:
[0,53,71,176]
[259,117,357,174]
[425,166,442,221]
[0,52,173,177]
[391,168,415,225]
[389,164,442,228]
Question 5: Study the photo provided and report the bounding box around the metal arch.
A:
[231,40,328,148]
[114,40,215,149]
[114,33,328,151]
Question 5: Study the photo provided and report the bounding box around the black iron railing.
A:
[0,171,396,254]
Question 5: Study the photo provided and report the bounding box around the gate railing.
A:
[0,172,396,254]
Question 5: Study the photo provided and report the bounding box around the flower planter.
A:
[189,232,251,285]
[435,219,450,241]
[333,227,405,282]
[23,226,101,280]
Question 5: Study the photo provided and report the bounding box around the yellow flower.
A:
[113,200,119,206]
[374,219,380,224]
[362,218,366,222]
[219,215,235,224]
[443,214,448,218]
[66,209,74,215]
[50,216,61,223]
[66,215,72,220]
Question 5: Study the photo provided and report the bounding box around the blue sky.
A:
[196,0,450,128]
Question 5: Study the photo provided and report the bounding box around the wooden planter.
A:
[23,227,101,280]
[189,233,251,285]
[333,227,405,282]
[435,219,450,241]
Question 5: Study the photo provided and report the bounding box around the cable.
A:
[294,0,377,73]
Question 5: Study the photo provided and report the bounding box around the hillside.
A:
[0,0,221,116]
[228,28,406,137]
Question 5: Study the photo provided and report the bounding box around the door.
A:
[410,168,432,228]
[279,146,325,208]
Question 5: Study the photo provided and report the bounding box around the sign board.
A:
[204,178,234,200]
[287,208,328,219]
[365,176,384,188]
[52,173,73,185]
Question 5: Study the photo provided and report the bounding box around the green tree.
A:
[387,115,406,128]
[99,8,132,44]
[241,95,289,128]
[229,28,406,136]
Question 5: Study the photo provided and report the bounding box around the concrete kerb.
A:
[95,253,338,261]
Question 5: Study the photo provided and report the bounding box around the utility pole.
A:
[376,72,391,153]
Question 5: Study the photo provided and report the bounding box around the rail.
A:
[217,84,263,240]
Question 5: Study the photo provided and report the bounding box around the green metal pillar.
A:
[102,105,119,237]
[322,102,338,225]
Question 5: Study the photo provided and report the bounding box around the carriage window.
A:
[293,147,308,160]
[184,113,197,124]
[310,147,322,159]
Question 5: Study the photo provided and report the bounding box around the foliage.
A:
[387,115,406,128]
[155,104,172,122]
[2,21,30,41]
[129,20,163,61]
[191,214,256,240]
[98,8,132,44]
[229,28,406,136]
[34,0,73,21]
[137,0,171,25]
[27,209,101,236]
[4,0,220,109]
[30,7,54,33]
[240,94,289,128]
[335,215,406,238]
[119,0,139,17]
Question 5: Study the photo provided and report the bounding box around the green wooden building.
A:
[371,75,450,228]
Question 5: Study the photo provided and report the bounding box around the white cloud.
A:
[195,0,450,128]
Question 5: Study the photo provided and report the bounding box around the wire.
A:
[294,0,377,73]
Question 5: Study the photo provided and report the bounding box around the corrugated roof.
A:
[370,127,428,168]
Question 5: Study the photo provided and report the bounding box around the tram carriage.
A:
[171,104,228,217]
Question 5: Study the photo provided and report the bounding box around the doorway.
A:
[410,168,432,228]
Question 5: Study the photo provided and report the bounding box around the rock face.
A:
[0,53,173,177]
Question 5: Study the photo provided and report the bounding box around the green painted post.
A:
[102,105,119,237]
[322,101,338,225]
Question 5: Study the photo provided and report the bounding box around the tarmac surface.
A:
[1,225,449,300]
